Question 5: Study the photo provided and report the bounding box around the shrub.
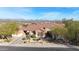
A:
[31,35,36,38]
[0,21,19,35]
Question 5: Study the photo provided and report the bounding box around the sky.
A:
[0,7,79,20]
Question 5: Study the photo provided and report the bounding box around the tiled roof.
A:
[22,22,64,32]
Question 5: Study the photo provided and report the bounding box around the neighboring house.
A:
[22,22,52,38]
[12,22,64,40]
[22,22,64,39]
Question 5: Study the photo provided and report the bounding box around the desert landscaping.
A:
[0,19,78,48]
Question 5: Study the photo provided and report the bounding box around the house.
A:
[12,22,65,40]
[22,22,64,39]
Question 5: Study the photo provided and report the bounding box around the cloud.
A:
[38,10,79,20]
[38,12,64,20]
[11,8,39,20]
[0,8,79,20]
[0,7,35,19]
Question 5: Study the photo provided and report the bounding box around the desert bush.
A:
[63,19,79,45]
[0,21,19,39]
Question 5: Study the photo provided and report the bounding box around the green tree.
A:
[51,26,68,41]
[52,27,67,36]
[64,20,79,45]
[0,21,18,35]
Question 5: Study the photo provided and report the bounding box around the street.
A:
[0,45,79,51]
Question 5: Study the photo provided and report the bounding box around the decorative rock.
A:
[38,40,43,43]
[30,39,37,43]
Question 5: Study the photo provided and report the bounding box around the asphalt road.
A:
[0,46,79,51]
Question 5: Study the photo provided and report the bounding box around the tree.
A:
[64,20,79,45]
[51,26,68,43]
[0,21,19,39]
[52,27,67,36]
[48,23,68,43]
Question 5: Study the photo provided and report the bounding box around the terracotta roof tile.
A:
[22,22,64,32]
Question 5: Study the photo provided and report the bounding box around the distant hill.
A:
[0,19,62,23]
